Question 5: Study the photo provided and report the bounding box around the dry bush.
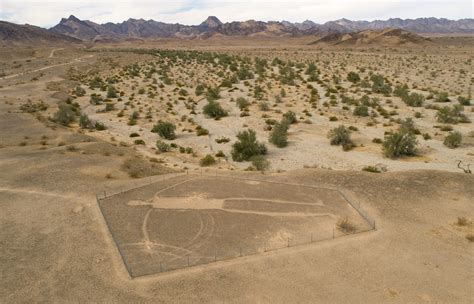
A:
[121,157,171,178]
[337,217,357,234]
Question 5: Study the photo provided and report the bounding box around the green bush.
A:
[95,122,107,130]
[353,105,369,117]
[203,101,227,119]
[236,97,249,110]
[436,105,469,124]
[403,92,424,107]
[282,111,297,124]
[231,129,267,162]
[200,154,216,166]
[443,131,462,148]
[196,126,209,136]
[152,122,176,140]
[435,92,450,102]
[250,155,270,171]
[370,74,392,95]
[347,72,360,83]
[269,121,289,148]
[327,125,354,151]
[79,113,93,129]
[53,103,77,126]
[383,129,417,158]
[156,140,170,152]
[458,96,471,106]
[107,85,118,98]
[74,85,86,97]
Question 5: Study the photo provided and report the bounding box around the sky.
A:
[0,0,472,28]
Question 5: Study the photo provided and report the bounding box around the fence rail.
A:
[96,170,377,278]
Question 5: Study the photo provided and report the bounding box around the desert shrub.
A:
[436,105,469,124]
[215,136,230,143]
[215,150,225,157]
[95,122,107,131]
[403,92,424,107]
[195,84,205,96]
[53,103,76,126]
[394,84,409,98]
[79,113,93,129]
[337,217,356,233]
[152,122,176,140]
[457,217,469,226]
[399,118,419,134]
[90,94,103,105]
[74,85,86,97]
[156,140,170,152]
[200,154,216,166]
[203,101,227,119]
[107,85,118,98]
[327,125,354,151]
[121,157,169,178]
[258,101,270,111]
[282,111,297,124]
[250,155,270,171]
[370,74,392,95]
[362,166,381,173]
[196,126,209,136]
[383,129,417,158]
[129,132,140,137]
[231,129,267,162]
[134,139,145,145]
[435,92,450,102]
[353,105,369,117]
[269,120,289,148]
[347,71,360,83]
[458,96,471,106]
[236,97,249,110]
[206,86,220,101]
[443,131,462,148]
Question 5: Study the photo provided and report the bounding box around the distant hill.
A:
[2,16,473,44]
[49,16,474,42]
[309,28,433,46]
[0,21,81,44]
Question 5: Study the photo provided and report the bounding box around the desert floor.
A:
[0,41,473,303]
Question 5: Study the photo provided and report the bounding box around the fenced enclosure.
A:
[97,171,376,278]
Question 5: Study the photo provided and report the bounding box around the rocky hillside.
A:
[49,15,474,41]
[0,21,81,44]
[309,28,433,46]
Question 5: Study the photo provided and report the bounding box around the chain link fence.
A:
[96,170,376,278]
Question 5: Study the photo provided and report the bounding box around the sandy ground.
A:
[0,43,473,303]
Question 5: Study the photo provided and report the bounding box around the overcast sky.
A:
[1,0,472,28]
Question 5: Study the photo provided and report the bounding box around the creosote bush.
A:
[250,155,270,171]
[200,154,216,166]
[269,121,289,148]
[203,101,227,119]
[327,125,354,151]
[443,131,462,148]
[383,129,418,158]
[231,129,267,162]
[152,121,176,140]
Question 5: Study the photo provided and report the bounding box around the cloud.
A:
[0,0,472,28]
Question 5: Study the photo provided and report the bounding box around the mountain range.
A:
[49,15,474,41]
[0,15,473,44]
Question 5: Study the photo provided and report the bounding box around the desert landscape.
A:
[1,5,473,303]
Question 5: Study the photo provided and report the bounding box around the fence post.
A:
[311,233,313,243]
[287,237,290,247]
[214,251,217,262]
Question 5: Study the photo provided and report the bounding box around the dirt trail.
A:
[0,54,94,80]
